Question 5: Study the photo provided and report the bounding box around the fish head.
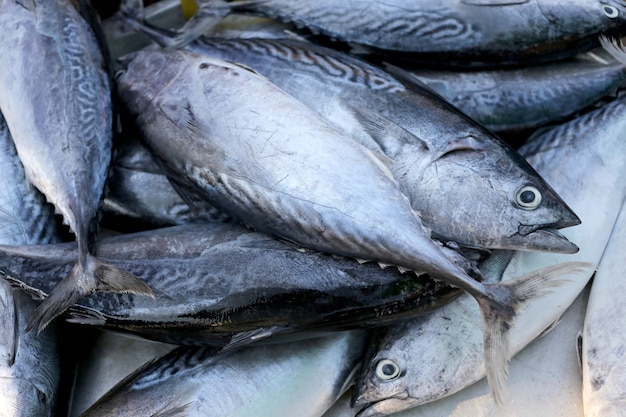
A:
[414,139,580,253]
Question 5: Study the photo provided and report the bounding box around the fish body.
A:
[582,199,626,417]
[116,48,587,399]
[0,0,152,331]
[1,223,459,347]
[179,36,580,253]
[353,91,626,415]
[220,0,626,66]
[82,330,367,417]
[407,48,626,132]
[103,136,230,231]
[0,113,61,416]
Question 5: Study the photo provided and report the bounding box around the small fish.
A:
[1,222,460,347]
[404,44,626,132]
[103,136,231,231]
[353,82,626,415]
[176,36,580,254]
[117,48,583,401]
[0,0,152,332]
[582,199,626,417]
[81,330,368,417]
[186,0,626,66]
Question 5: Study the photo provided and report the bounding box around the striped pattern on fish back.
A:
[195,37,405,93]
[251,0,478,51]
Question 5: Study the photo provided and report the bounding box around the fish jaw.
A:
[0,377,55,417]
[354,396,420,417]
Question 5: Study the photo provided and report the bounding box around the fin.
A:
[151,401,193,417]
[66,309,107,326]
[166,177,202,217]
[0,281,17,366]
[461,0,529,5]
[26,255,153,334]
[599,35,626,65]
[352,105,429,158]
[475,261,593,404]
[221,326,285,352]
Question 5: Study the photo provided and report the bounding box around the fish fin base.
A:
[26,256,153,334]
[477,261,594,404]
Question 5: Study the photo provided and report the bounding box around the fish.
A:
[0,0,153,332]
[582,199,626,417]
[1,222,461,347]
[352,80,626,415]
[174,35,579,254]
[404,45,626,132]
[184,0,626,66]
[116,47,585,402]
[0,111,61,416]
[81,330,368,417]
[102,136,231,232]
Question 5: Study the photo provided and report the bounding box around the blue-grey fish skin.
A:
[181,36,580,254]
[406,50,626,132]
[0,0,152,331]
[0,223,459,347]
[0,113,61,416]
[224,0,626,65]
[103,136,231,230]
[81,330,368,417]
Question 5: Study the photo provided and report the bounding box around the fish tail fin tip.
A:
[477,261,594,404]
[25,257,153,334]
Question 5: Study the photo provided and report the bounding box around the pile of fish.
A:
[0,0,625,416]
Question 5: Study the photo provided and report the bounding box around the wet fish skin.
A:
[179,36,580,254]
[405,47,626,132]
[212,0,626,66]
[0,0,152,332]
[103,136,231,231]
[116,47,586,401]
[81,330,368,417]
[0,113,61,416]
[0,222,460,347]
[353,86,626,415]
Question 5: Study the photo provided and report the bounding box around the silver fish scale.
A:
[254,1,478,50]
[196,38,404,93]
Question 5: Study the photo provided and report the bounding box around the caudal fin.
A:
[26,254,153,334]
[476,261,594,404]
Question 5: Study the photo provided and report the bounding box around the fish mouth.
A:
[353,396,420,417]
[511,225,579,254]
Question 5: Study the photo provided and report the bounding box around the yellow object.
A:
[181,0,198,20]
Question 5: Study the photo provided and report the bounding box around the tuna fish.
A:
[81,330,368,417]
[177,36,580,253]
[353,81,626,415]
[1,222,460,347]
[116,48,584,402]
[0,0,152,332]
[184,0,626,66]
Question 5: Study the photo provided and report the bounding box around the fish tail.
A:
[25,254,153,334]
[475,261,594,404]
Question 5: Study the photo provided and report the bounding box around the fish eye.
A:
[603,5,620,18]
[114,69,126,81]
[515,185,542,210]
[375,359,401,381]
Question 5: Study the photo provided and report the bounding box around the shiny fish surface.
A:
[353,91,626,415]
[582,199,626,417]
[180,36,580,253]
[215,0,626,66]
[1,223,460,347]
[82,330,368,417]
[406,47,626,132]
[0,0,152,332]
[116,47,586,401]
